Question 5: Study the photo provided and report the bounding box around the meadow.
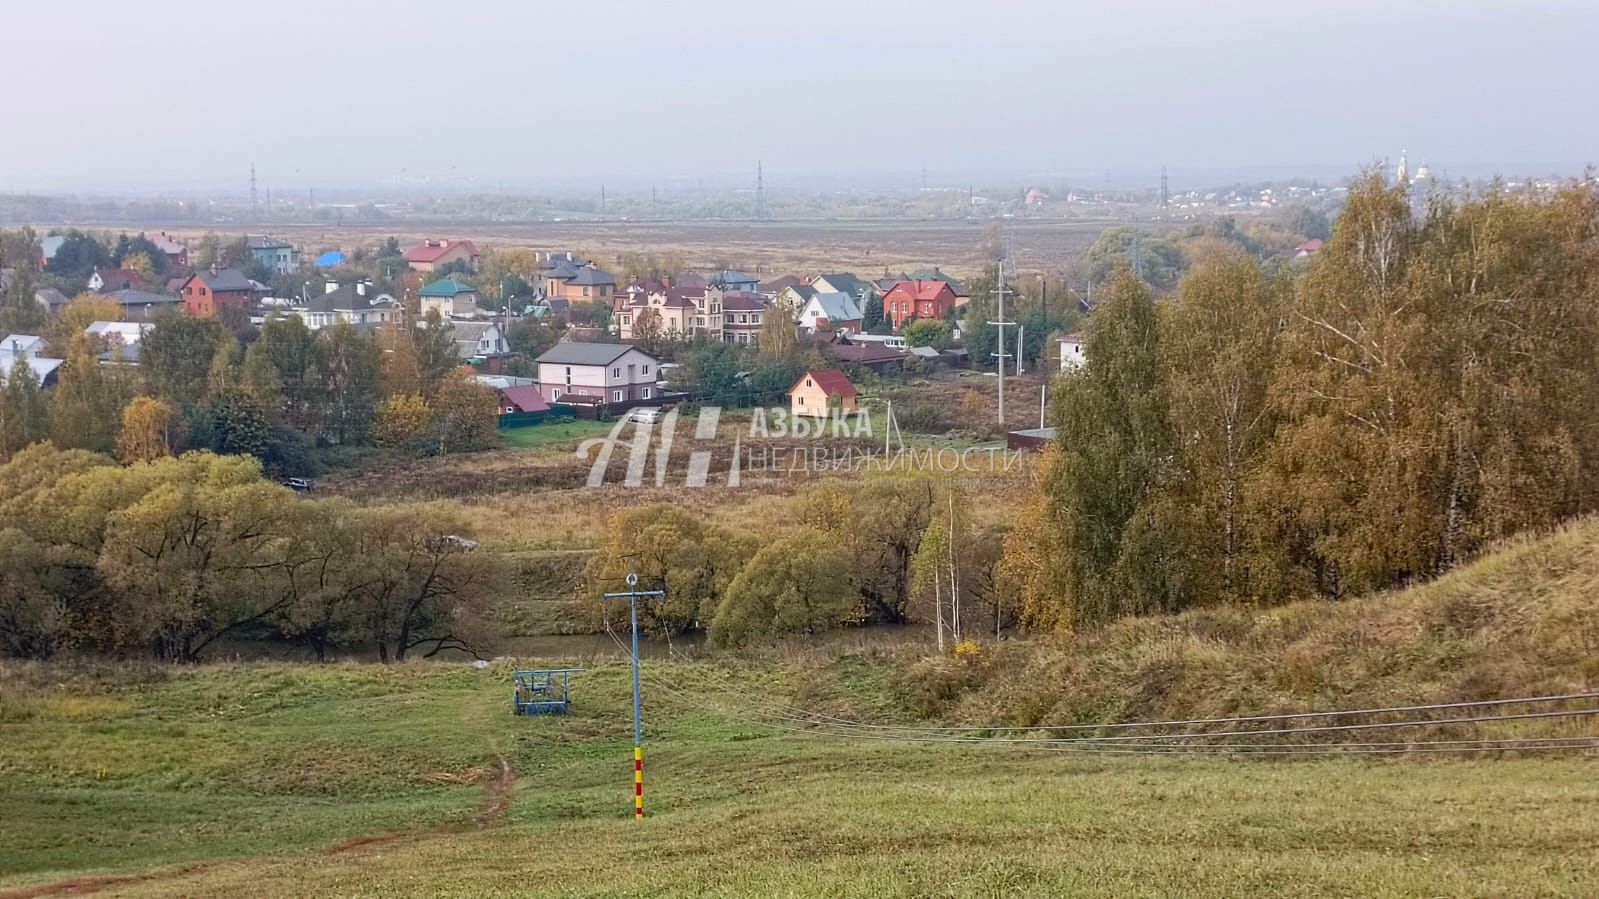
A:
[2,651,1596,899]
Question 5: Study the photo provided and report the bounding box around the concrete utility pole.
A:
[602,573,665,821]
[989,259,1014,425]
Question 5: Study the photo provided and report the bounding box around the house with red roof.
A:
[497,384,550,415]
[404,239,480,273]
[1294,239,1325,259]
[789,368,859,419]
[881,279,959,330]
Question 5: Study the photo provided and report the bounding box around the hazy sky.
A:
[6,0,1595,193]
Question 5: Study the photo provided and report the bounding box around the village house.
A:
[448,321,508,361]
[418,278,480,318]
[1295,239,1325,258]
[881,279,959,330]
[0,334,63,386]
[617,285,724,341]
[143,232,188,269]
[720,291,767,345]
[797,291,864,335]
[544,259,617,303]
[88,267,146,293]
[491,383,550,417]
[180,268,260,317]
[288,281,398,331]
[33,288,68,316]
[533,342,661,405]
[904,267,968,298]
[404,239,479,273]
[107,288,183,322]
[1058,332,1086,370]
[788,368,859,419]
[709,270,760,293]
[758,274,805,297]
[774,284,816,316]
[85,321,148,363]
[246,236,300,275]
[809,273,877,304]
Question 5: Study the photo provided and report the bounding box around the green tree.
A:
[1,356,50,458]
[141,311,229,407]
[195,389,274,460]
[430,367,500,453]
[709,530,856,646]
[862,293,885,331]
[587,504,755,631]
[320,321,382,444]
[901,318,952,350]
[1038,267,1174,628]
[50,333,129,454]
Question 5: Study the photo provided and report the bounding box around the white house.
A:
[533,342,661,405]
[449,321,508,361]
[1058,332,1086,370]
[797,292,863,335]
[288,281,398,331]
[0,334,62,385]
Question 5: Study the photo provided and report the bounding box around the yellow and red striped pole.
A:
[634,746,644,819]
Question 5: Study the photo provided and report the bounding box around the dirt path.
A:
[0,755,517,899]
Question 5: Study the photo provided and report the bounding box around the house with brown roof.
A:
[617,284,722,341]
[789,369,859,419]
[544,259,617,303]
[720,291,768,345]
[144,232,188,269]
[88,268,146,293]
[404,239,480,273]
[881,279,959,330]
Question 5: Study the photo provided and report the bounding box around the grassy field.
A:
[499,418,620,450]
[3,644,1597,898]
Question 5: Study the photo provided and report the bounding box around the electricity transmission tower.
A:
[755,160,766,221]
[989,259,1015,425]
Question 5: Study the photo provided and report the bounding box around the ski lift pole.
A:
[604,573,666,820]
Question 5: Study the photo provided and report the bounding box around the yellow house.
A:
[789,369,859,419]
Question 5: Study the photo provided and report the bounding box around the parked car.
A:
[629,407,664,424]
[283,478,316,492]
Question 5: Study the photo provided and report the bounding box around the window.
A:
[643,387,652,399]
[642,365,650,375]
[552,388,562,400]
[583,286,591,297]
[621,315,630,325]
[612,367,620,378]
[614,390,623,402]
[739,314,748,323]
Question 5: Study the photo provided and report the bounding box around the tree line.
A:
[0,445,495,661]
[1003,174,1599,629]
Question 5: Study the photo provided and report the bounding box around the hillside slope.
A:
[826,517,1599,730]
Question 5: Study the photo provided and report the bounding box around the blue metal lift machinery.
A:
[513,668,585,715]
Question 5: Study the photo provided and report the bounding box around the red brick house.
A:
[180,268,259,317]
[881,280,959,330]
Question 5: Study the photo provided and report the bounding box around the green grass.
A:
[2,655,1597,897]
[499,419,620,450]
[6,520,1599,896]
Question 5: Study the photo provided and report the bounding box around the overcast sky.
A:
[5,0,1595,193]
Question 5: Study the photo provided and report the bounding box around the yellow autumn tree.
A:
[116,396,177,464]
[372,393,431,450]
